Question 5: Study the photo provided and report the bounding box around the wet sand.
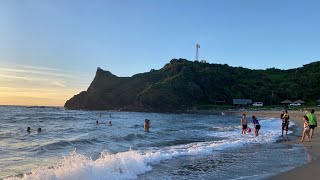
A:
[232,110,320,179]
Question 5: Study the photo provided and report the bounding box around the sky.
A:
[0,0,319,106]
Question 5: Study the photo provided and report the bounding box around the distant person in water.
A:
[109,114,112,117]
[281,110,290,139]
[108,121,112,126]
[96,120,99,125]
[307,109,317,139]
[37,128,42,133]
[301,116,310,142]
[252,116,260,136]
[241,114,247,134]
[144,119,150,132]
[27,127,31,133]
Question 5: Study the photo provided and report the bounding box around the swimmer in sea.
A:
[37,128,42,133]
[96,120,99,125]
[27,127,31,133]
[108,121,112,126]
[144,119,150,132]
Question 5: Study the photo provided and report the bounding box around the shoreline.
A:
[231,110,320,179]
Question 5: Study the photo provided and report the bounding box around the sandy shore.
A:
[231,110,320,179]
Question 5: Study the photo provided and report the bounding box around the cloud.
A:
[0,63,91,106]
[0,65,81,79]
[0,74,34,81]
[0,63,90,87]
[51,81,66,87]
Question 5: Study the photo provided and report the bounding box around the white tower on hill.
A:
[195,44,200,61]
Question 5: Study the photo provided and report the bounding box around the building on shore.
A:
[233,99,252,106]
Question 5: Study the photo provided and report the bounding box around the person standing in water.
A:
[241,114,247,134]
[281,110,290,139]
[27,127,31,133]
[301,116,310,142]
[307,109,317,139]
[252,116,260,137]
[108,121,112,126]
[144,119,150,132]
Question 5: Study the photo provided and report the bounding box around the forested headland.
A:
[64,59,320,112]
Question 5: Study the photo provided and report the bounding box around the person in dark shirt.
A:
[252,116,260,137]
[281,110,290,140]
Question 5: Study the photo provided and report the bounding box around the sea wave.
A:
[0,132,16,139]
[209,125,240,132]
[8,118,290,180]
[111,133,146,142]
[31,138,101,154]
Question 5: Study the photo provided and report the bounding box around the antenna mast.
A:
[195,44,200,61]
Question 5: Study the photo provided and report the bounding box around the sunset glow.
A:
[0,64,90,106]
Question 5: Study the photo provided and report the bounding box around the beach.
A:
[234,110,320,179]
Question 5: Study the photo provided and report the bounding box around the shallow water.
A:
[0,106,308,179]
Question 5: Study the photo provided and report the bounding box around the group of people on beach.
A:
[279,109,317,142]
[241,114,260,136]
[300,109,317,142]
[240,109,318,141]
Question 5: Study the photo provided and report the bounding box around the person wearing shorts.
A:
[281,110,290,139]
[307,109,317,138]
[241,114,247,134]
[252,116,260,137]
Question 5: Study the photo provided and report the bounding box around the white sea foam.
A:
[9,118,291,180]
[210,118,294,143]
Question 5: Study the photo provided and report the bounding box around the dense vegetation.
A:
[64,59,320,112]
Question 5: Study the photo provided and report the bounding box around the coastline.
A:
[1,107,317,179]
[230,110,320,179]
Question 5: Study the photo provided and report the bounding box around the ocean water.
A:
[0,106,308,180]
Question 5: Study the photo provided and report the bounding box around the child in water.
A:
[252,116,260,137]
[241,114,247,134]
[301,116,310,142]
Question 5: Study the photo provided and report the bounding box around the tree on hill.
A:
[65,59,320,111]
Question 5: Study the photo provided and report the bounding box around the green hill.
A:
[64,59,320,111]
